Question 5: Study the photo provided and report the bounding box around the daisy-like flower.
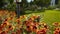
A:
[53,22,59,27]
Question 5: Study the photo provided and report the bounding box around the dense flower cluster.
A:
[0,10,60,34]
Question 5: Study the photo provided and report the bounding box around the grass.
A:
[43,10,60,24]
[25,10,60,23]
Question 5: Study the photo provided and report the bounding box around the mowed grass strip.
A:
[26,10,60,25]
[44,10,60,24]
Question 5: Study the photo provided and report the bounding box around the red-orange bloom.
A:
[37,28,47,34]
[54,28,60,34]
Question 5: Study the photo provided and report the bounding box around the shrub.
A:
[47,6,56,10]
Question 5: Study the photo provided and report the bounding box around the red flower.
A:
[54,28,60,34]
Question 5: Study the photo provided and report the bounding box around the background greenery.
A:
[0,0,60,15]
[0,0,60,10]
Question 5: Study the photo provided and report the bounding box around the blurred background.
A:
[0,0,60,12]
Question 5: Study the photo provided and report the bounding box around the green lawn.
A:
[43,10,60,24]
[26,10,60,23]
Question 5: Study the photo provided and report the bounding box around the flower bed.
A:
[0,10,60,34]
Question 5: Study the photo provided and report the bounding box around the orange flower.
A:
[8,25,13,31]
[3,21,10,26]
[25,22,31,26]
[32,26,38,32]
[20,16,23,20]
[53,22,59,27]
[22,15,26,18]
[26,26,32,32]
[7,17,13,20]
[16,18,20,22]
[37,28,47,34]
[28,18,33,21]
[44,25,49,29]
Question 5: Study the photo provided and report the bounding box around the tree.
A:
[0,0,4,9]
[34,0,51,7]
[8,0,14,4]
[57,0,60,8]
[55,0,59,5]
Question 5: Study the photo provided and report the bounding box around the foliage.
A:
[57,0,60,8]
[34,0,51,7]
[0,0,5,9]
[8,0,14,4]
[47,6,56,10]
[6,3,16,11]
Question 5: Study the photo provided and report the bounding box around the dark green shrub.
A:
[47,6,56,10]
